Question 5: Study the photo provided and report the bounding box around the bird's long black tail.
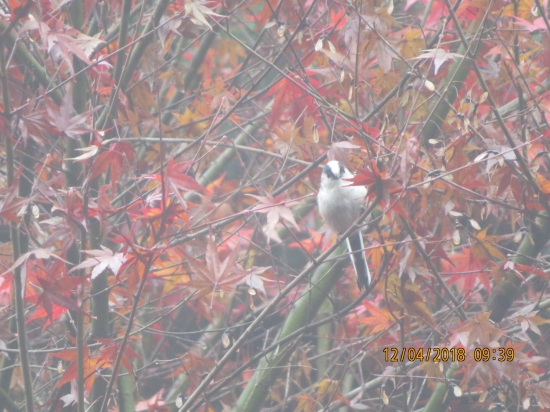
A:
[346,232,371,289]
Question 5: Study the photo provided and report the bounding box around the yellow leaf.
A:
[444,146,455,164]
[372,68,401,95]
[482,241,506,261]
[399,27,425,59]
[520,45,542,62]
[475,227,489,240]
[129,81,157,111]
[171,108,209,136]
[502,0,534,19]
[315,379,340,400]
[470,243,489,260]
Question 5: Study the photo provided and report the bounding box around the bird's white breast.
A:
[318,176,366,234]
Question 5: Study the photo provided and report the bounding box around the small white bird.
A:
[318,161,371,289]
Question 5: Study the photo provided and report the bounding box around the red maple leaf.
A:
[352,162,402,198]
[27,305,66,329]
[26,276,89,323]
[0,185,32,223]
[7,0,32,21]
[42,190,99,251]
[137,196,189,227]
[186,236,247,299]
[263,74,321,129]
[17,99,59,144]
[248,193,300,242]
[87,141,136,192]
[45,91,98,139]
[142,158,205,209]
[444,247,490,295]
[96,338,141,373]
[18,18,102,74]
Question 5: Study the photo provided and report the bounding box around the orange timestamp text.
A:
[383,347,515,363]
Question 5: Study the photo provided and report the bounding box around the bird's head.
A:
[322,161,347,180]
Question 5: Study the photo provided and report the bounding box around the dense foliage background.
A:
[2,0,550,410]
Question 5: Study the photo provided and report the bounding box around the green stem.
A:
[0,24,63,105]
[68,0,88,405]
[117,368,135,412]
[0,386,19,412]
[421,364,458,412]
[96,0,172,130]
[421,23,481,144]
[111,0,133,86]
[0,36,34,412]
[316,300,331,378]
[233,245,350,412]
[489,213,550,321]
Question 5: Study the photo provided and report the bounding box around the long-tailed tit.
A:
[318,161,371,289]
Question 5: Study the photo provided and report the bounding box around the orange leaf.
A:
[53,344,109,393]
[358,300,398,333]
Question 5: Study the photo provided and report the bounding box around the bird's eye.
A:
[339,163,345,176]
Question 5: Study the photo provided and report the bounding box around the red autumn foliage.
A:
[2,0,550,411]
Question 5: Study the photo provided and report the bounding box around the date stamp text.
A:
[383,347,515,363]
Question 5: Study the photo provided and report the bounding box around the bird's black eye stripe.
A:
[323,164,336,179]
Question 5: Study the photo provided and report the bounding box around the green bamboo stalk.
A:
[337,373,353,412]
[90,11,215,409]
[421,54,474,143]
[496,78,550,118]
[421,364,458,412]
[0,36,35,412]
[422,54,479,144]
[161,29,217,125]
[489,213,550,322]
[117,368,135,412]
[232,245,350,412]
[67,0,89,407]
[0,386,19,412]
[421,24,481,144]
[90,0,147,39]
[165,321,225,404]
[96,0,172,130]
[437,0,550,321]
[0,36,35,400]
[88,219,109,412]
[197,122,261,185]
[111,0,132,86]
[97,0,133,138]
[0,24,63,105]
[89,1,174,409]
[97,255,154,412]
[88,178,108,412]
[316,300,332,378]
